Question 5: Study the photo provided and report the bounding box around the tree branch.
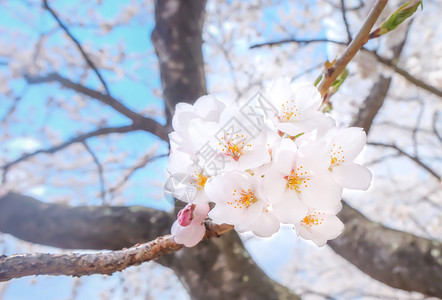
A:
[151,0,207,124]
[0,235,181,282]
[329,202,442,298]
[340,0,352,43]
[250,39,442,100]
[370,51,442,98]
[316,0,388,97]
[368,142,440,181]
[24,72,169,141]
[351,75,391,133]
[42,0,110,95]
[1,124,144,179]
[0,220,234,282]
[82,141,106,204]
[0,192,173,250]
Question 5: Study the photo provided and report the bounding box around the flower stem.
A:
[317,0,389,99]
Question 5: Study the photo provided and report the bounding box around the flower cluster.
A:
[165,78,371,247]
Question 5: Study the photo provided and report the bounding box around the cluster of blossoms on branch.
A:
[165,78,371,247]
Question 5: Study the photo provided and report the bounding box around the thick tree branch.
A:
[0,218,233,282]
[0,192,172,250]
[0,235,181,282]
[351,75,391,133]
[0,193,299,300]
[329,202,442,298]
[42,0,110,95]
[151,0,207,124]
[24,72,169,141]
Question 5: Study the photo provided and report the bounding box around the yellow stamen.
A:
[285,166,309,193]
[227,188,258,209]
[301,212,325,228]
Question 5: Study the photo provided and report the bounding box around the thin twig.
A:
[1,124,143,181]
[340,0,352,43]
[368,142,440,181]
[82,141,106,204]
[107,153,168,197]
[42,0,110,95]
[433,111,442,143]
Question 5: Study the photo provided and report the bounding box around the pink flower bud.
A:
[177,203,196,227]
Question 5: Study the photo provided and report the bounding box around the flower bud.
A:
[369,0,422,39]
[177,203,196,227]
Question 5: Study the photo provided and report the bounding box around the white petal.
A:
[237,143,271,170]
[267,78,293,107]
[333,127,366,162]
[250,211,280,237]
[171,220,206,247]
[272,138,297,174]
[273,195,308,224]
[193,95,225,121]
[332,162,372,190]
[293,84,321,111]
[167,150,194,174]
[297,140,330,171]
[187,119,220,153]
[297,214,344,247]
[263,170,287,204]
[300,172,343,210]
[164,173,199,203]
[193,202,210,221]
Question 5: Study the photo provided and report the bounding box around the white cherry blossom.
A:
[294,205,344,247]
[325,127,372,190]
[187,118,271,175]
[170,94,227,154]
[205,171,269,232]
[265,78,325,137]
[165,151,210,203]
[264,138,342,223]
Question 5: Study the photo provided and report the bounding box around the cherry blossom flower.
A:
[325,127,372,190]
[171,202,210,247]
[166,79,372,248]
[170,94,226,154]
[264,138,342,224]
[265,78,325,137]
[187,118,271,175]
[205,171,270,233]
[165,151,210,203]
[294,205,344,247]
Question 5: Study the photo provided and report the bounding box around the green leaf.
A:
[379,1,423,33]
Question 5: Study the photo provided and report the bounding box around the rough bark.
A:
[0,192,299,299]
[151,0,207,124]
[0,192,172,250]
[351,75,391,133]
[161,231,300,300]
[330,202,442,297]
[0,235,182,282]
